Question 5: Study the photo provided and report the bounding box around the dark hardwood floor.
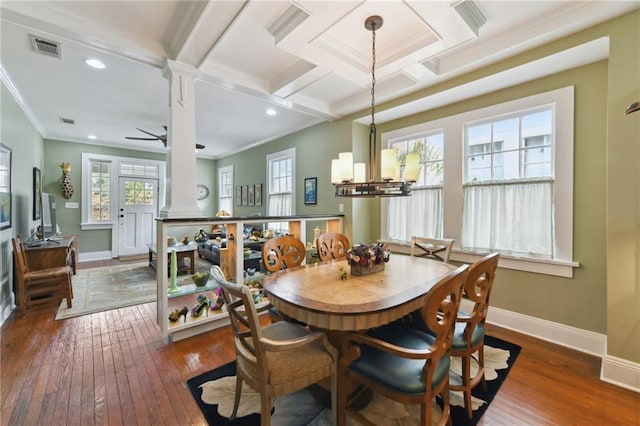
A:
[2,260,638,425]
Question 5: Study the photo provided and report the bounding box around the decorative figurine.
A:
[210,287,225,310]
[169,306,189,323]
[340,267,347,280]
[192,294,211,318]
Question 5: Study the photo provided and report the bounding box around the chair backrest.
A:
[316,232,350,262]
[410,236,455,263]
[417,264,468,376]
[210,265,269,376]
[11,236,30,277]
[261,235,306,273]
[461,252,500,335]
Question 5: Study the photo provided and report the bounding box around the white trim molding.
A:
[78,250,114,262]
[480,302,639,393]
[481,302,607,356]
[601,355,640,393]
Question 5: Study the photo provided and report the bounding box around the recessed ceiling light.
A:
[266,108,277,116]
[87,134,97,140]
[84,58,105,69]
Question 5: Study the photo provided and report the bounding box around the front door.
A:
[118,177,158,256]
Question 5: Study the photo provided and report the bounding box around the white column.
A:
[160,59,201,218]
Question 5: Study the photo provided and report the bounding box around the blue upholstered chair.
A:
[338,264,468,426]
[449,252,500,418]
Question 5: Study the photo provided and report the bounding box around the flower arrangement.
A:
[347,243,391,268]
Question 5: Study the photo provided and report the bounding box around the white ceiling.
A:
[1,1,638,159]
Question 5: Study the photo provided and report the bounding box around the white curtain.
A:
[387,188,443,242]
[268,193,292,231]
[219,197,232,216]
[462,181,553,256]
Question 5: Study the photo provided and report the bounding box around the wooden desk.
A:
[24,236,77,273]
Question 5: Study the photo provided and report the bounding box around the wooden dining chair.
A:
[316,232,350,262]
[211,265,338,426]
[261,235,306,273]
[12,236,73,315]
[449,252,500,418]
[410,236,455,263]
[338,264,468,426]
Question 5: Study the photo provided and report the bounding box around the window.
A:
[123,180,154,206]
[267,148,295,229]
[90,160,110,221]
[218,165,233,215]
[382,86,576,277]
[463,108,554,257]
[386,131,444,241]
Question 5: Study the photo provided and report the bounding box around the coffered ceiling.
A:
[1,1,638,158]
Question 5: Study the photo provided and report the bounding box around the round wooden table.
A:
[261,255,457,331]
[261,255,457,424]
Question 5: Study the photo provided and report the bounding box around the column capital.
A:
[162,59,200,80]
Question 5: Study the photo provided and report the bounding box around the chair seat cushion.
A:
[261,322,334,386]
[451,321,485,350]
[349,323,450,396]
[406,310,485,350]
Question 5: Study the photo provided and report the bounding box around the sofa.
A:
[196,224,268,270]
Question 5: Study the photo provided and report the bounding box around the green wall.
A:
[214,11,640,366]
[42,139,216,253]
[378,62,608,335]
[0,82,44,322]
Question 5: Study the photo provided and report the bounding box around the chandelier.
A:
[332,15,419,198]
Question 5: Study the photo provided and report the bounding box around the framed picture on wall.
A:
[236,186,242,206]
[255,184,262,206]
[248,185,255,206]
[241,185,248,206]
[0,144,12,230]
[33,167,41,220]
[304,177,317,205]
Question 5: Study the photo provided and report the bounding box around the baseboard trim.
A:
[479,302,640,393]
[601,355,640,393]
[78,251,113,262]
[480,302,606,356]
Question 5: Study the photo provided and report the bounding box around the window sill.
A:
[380,240,579,278]
[81,222,114,231]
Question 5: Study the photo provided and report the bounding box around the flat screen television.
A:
[41,192,59,239]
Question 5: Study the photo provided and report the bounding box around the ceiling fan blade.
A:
[135,127,162,139]
[125,137,158,141]
[195,143,205,150]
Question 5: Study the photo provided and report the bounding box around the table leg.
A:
[189,251,195,274]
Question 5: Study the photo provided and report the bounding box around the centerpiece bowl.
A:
[192,271,211,287]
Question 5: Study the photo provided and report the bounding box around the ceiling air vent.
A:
[59,117,75,125]
[29,35,62,59]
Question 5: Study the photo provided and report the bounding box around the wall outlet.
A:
[338,203,344,213]
[65,202,79,209]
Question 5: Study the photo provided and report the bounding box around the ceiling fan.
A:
[126,126,205,150]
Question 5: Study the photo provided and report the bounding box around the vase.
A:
[350,262,385,276]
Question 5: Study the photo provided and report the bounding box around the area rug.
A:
[55,259,212,320]
[187,335,521,425]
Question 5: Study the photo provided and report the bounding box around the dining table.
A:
[260,254,457,425]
